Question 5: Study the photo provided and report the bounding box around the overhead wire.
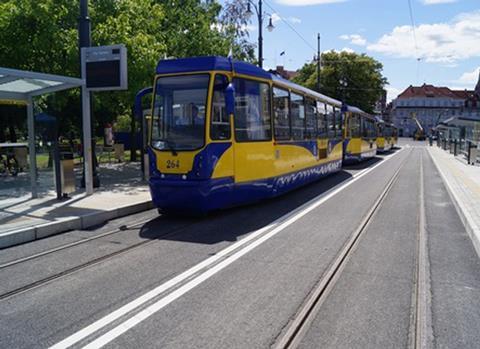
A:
[262,0,317,53]
[407,0,421,83]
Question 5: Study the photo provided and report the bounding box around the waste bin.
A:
[59,152,75,195]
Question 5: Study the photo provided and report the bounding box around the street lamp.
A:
[245,0,275,68]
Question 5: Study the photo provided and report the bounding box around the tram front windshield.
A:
[151,74,209,151]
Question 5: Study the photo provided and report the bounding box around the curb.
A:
[427,147,480,258]
[0,200,154,249]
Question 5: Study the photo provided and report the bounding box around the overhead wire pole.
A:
[79,0,94,195]
[317,33,321,92]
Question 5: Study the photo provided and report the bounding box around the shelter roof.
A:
[0,67,84,103]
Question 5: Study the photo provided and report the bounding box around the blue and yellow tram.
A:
[147,56,355,214]
[342,107,377,163]
[376,120,397,153]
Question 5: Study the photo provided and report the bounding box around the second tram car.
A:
[342,107,377,163]
[147,56,377,214]
[376,120,397,153]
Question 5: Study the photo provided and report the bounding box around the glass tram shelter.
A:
[0,67,94,198]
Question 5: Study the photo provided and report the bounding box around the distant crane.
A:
[410,112,426,141]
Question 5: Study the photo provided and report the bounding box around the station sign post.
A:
[80,44,128,195]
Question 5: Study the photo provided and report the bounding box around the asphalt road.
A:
[1,139,479,349]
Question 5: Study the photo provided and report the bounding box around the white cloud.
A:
[340,47,355,53]
[270,13,302,25]
[339,34,367,46]
[367,11,480,63]
[386,87,402,102]
[271,13,282,24]
[422,0,457,4]
[455,67,480,85]
[275,0,347,6]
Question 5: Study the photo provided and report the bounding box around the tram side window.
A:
[335,108,343,138]
[361,118,368,138]
[349,114,361,138]
[291,93,306,140]
[317,102,327,138]
[233,78,272,142]
[384,126,392,137]
[305,98,316,139]
[362,118,376,138]
[273,87,290,140]
[210,75,231,140]
[326,104,336,138]
[377,123,384,137]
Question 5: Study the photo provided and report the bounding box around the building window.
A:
[233,78,272,142]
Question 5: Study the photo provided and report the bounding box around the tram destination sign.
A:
[81,45,128,91]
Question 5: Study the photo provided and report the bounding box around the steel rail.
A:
[0,212,159,270]
[273,148,412,349]
[0,221,198,302]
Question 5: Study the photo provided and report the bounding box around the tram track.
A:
[273,148,412,349]
[0,212,158,270]
[0,220,199,302]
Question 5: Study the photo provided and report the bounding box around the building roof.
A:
[397,84,464,99]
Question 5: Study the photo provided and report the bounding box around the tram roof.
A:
[156,56,272,80]
[155,56,369,114]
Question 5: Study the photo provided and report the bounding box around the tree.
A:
[0,0,254,141]
[293,51,388,113]
[220,0,256,62]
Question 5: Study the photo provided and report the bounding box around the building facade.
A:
[390,74,480,137]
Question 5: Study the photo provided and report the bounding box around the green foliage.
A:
[292,51,388,113]
[0,0,253,137]
[114,114,132,132]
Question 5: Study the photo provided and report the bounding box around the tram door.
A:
[232,78,274,183]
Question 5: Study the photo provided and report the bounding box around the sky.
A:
[229,0,480,101]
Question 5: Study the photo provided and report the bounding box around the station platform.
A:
[428,144,480,257]
[0,162,152,249]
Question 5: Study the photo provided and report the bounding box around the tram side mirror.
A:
[225,83,235,115]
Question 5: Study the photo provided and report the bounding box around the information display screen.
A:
[81,45,127,91]
[86,61,121,89]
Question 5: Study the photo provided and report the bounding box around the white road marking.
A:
[50,149,405,349]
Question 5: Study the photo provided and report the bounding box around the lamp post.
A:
[78,0,99,190]
[245,0,275,68]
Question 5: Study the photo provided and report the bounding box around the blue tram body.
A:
[145,56,374,214]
